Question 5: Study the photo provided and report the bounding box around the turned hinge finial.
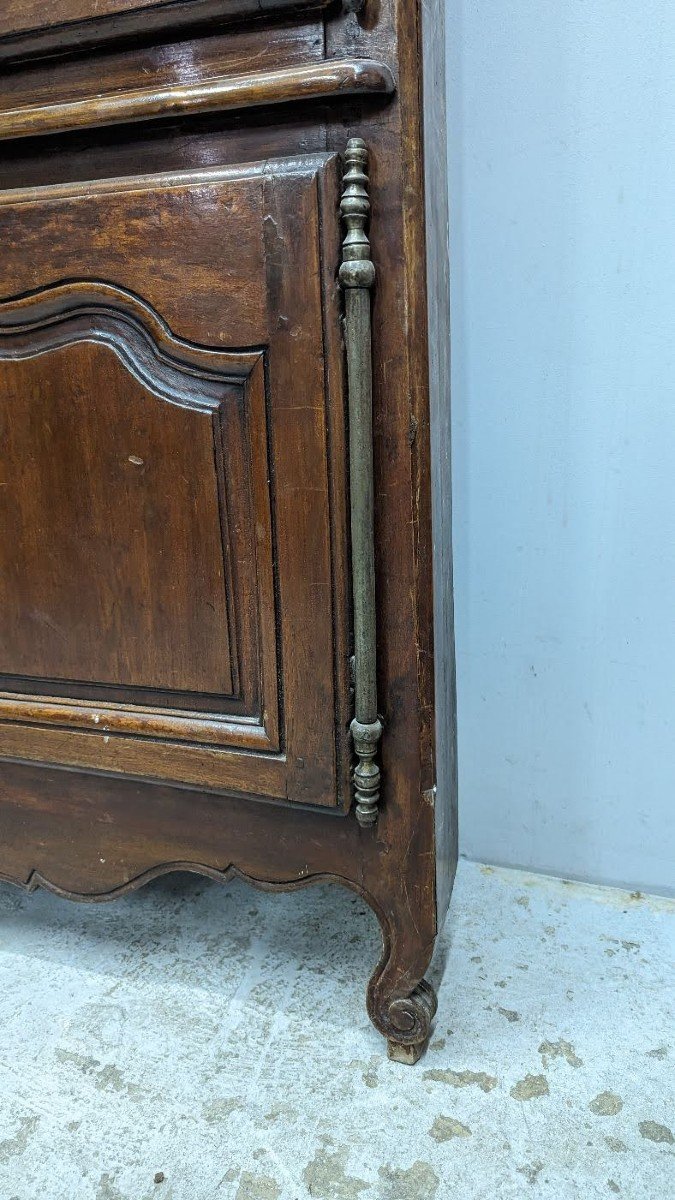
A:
[339,138,375,292]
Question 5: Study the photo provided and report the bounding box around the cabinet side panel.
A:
[422,0,458,924]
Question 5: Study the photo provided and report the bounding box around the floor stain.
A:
[539,1038,583,1068]
[263,1105,298,1125]
[235,1173,281,1200]
[607,1181,621,1194]
[510,1075,549,1101]
[94,1064,143,1099]
[377,1161,439,1200]
[604,1137,627,1153]
[589,1092,624,1116]
[429,1038,446,1052]
[56,1049,100,1074]
[516,895,530,908]
[303,1146,369,1199]
[638,1121,674,1144]
[602,935,642,957]
[516,1160,544,1185]
[95,1174,129,1200]
[202,1098,244,1123]
[424,1068,498,1093]
[346,1056,381,1089]
[361,1056,380,1089]
[646,1046,668,1060]
[55,1051,142,1099]
[0,1116,39,1164]
[497,1007,520,1023]
[428,1116,472,1142]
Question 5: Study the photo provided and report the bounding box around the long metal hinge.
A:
[340,138,383,828]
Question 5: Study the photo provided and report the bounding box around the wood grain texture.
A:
[0,340,237,695]
[0,157,349,805]
[0,757,439,1052]
[0,0,333,63]
[0,21,325,114]
[421,0,458,925]
[0,0,458,1060]
[0,60,395,142]
[0,294,275,745]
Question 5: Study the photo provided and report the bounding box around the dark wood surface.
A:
[0,155,349,804]
[421,0,458,927]
[0,0,458,1060]
[0,0,333,63]
[0,341,238,695]
[0,59,395,141]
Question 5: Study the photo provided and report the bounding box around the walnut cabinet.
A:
[0,0,457,1062]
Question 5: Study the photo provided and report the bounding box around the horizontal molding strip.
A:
[0,59,395,142]
[0,0,335,66]
[0,694,273,752]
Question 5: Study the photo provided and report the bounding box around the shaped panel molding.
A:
[0,282,279,751]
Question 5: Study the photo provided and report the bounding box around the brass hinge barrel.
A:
[340,138,383,828]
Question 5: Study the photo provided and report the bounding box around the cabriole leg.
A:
[365,910,438,1064]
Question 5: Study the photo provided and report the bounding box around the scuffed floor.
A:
[0,861,672,1199]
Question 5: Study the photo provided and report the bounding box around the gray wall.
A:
[446,0,675,895]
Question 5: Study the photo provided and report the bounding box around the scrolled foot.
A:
[371,978,437,1064]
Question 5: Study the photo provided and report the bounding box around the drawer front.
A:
[0,154,349,806]
[0,0,332,61]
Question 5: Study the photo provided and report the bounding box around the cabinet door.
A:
[0,155,350,808]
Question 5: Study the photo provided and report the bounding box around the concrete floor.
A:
[0,861,672,1199]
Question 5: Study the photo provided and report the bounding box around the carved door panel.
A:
[0,154,350,807]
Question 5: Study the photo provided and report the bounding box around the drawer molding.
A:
[340,139,383,829]
[0,0,335,65]
[0,58,395,142]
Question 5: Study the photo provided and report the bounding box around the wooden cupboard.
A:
[0,0,456,1062]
